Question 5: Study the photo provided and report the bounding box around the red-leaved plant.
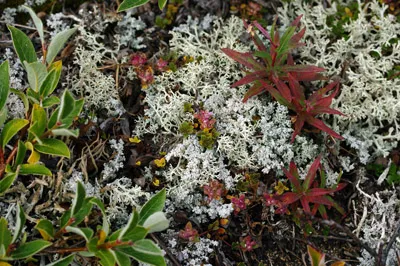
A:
[222,16,344,142]
[264,156,346,219]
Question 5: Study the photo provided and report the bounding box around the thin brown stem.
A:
[45,246,87,254]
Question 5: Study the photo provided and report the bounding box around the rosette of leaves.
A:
[0,184,169,265]
[118,0,168,11]
[264,156,346,219]
[222,15,325,102]
[0,6,82,194]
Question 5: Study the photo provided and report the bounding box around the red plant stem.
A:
[45,246,87,254]
[97,240,132,250]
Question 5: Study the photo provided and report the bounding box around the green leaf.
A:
[119,210,139,240]
[96,249,116,266]
[0,172,17,195]
[108,229,122,242]
[35,219,54,240]
[7,25,37,65]
[48,107,59,129]
[19,164,52,176]
[89,198,109,236]
[10,89,29,115]
[60,209,71,229]
[71,181,85,215]
[142,211,169,233]
[26,88,40,104]
[22,5,44,45]
[0,119,29,149]
[51,128,79,138]
[46,254,75,266]
[71,198,93,226]
[65,226,93,242]
[57,89,75,122]
[0,218,12,251]
[112,250,131,266]
[307,245,325,266]
[0,60,10,111]
[24,61,47,92]
[42,96,60,108]
[118,239,165,266]
[11,204,26,243]
[14,141,27,169]
[40,61,62,97]
[10,239,52,259]
[28,104,47,141]
[0,106,7,129]
[47,27,78,65]
[60,98,84,128]
[118,0,150,12]
[158,0,167,9]
[34,138,70,158]
[120,226,148,242]
[138,188,166,225]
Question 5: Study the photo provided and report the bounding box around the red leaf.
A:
[300,197,311,214]
[305,116,343,140]
[278,192,302,206]
[306,188,338,197]
[309,81,338,103]
[253,21,274,46]
[312,106,344,116]
[290,15,303,27]
[290,27,306,47]
[231,70,268,87]
[259,80,291,106]
[303,156,321,190]
[272,76,292,103]
[288,73,305,102]
[242,82,265,102]
[283,162,302,191]
[221,48,263,70]
[291,114,305,143]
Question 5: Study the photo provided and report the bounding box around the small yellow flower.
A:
[135,161,141,166]
[274,181,289,195]
[129,136,141,143]
[153,178,160,186]
[154,157,166,168]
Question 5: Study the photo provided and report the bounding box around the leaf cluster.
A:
[222,16,344,142]
[264,156,346,219]
[0,6,82,195]
[0,184,169,265]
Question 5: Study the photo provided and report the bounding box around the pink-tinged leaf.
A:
[283,64,325,74]
[309,81,338,103]
[232,71,268,87]
[303,156,321,190]
[221,49,263,70]
[306,188,338,197]
[313,85,340,108]
[300,197,311,214]
[272,76,292,103]
[283,162,302,191]
[278,192,302,206]
[309,195,345,215]
[253,21,274,46]
[305,116,343,140]
[287,54,294,66]
[290,27,306,47]
[259,80,291,106]
[312,106,344,116]
[288,73,305,102]
[289,71,327,82]
[290,15,303,27]
[291,114,305,143]
[332,182,347,192]
[242,82,265,103]
[307,245,326,266]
